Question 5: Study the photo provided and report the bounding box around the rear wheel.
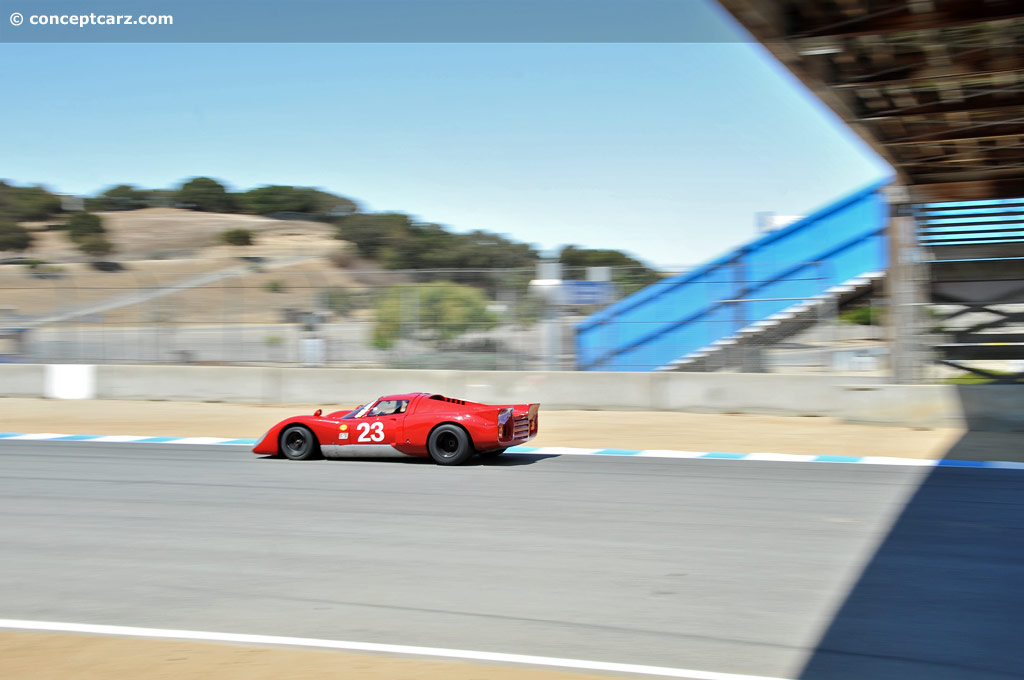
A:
[280,425,321,461]
[428,424,474,466]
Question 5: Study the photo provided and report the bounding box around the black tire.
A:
[479,448,507,459]
[428,424,474,465]
[280,425,321,461]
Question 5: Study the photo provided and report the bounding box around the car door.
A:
[335,399,406,449]
[351,413,401,445]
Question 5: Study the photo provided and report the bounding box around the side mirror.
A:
[314,408,322,417]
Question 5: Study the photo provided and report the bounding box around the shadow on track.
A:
[799,389,1024,680]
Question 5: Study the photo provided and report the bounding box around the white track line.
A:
[635,450,707,459]
[0,619,792,680]
[742,453,818,463]
[528,447,604,456]
[166,437,235,445]
[84,435,151,443]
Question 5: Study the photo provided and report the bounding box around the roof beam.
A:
[885,128,1024,146]
[909,177,1024,200]
[831,65,1024,90]
[716,0,1024,193]
[787,2,1024,39]
[857,98,1024,121]
[827,54,1024,89]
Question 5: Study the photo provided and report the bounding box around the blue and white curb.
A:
[508,446,1024,469]
[2,432,1022,469]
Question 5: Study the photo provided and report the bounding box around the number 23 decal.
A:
[357,421,385,442]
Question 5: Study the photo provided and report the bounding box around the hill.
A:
[20,208,340,262]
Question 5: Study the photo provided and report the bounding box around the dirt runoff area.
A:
[0,397,1005,680]
[0,631,620,680]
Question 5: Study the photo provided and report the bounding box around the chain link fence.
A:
[0,258,900,374]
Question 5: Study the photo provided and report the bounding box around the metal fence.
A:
[0,258,899,375]
[0,262,537,369]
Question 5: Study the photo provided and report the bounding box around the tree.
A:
[0,220,33,252]
[372,282,497,349]
[446,230,536,271]
[66,212,105,242]
[238,185,357,219]
[86,184,150,211]
[304,188,358,218]
[174,177,236,213]
[0,181,62,221]
[334,213,539,282]
[76,233,115,257]
[220,228,254,246]
[335,212,414,261]
[558,245,661,294]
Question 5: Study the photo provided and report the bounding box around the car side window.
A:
[368,400,408,417]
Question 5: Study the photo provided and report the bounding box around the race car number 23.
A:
[357,421,385,442]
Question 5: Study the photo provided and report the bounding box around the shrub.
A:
[319,288,358,317]
[839,306,881,326]
[76,233,115,257]
[221,228,254,246]
[372,282,497,349]
[0,220,33,252]
[66,212,105,243]
[327,248,356,269]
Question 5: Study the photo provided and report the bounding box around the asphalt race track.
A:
[1,442,1022,680]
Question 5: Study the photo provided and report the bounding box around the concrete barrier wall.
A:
[2,364,1022,430]
[0,364,46,397]
[96,365,280,403]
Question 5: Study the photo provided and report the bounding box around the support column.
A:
[884,185,927,383]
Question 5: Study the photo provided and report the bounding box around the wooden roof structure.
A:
[717,0,1024,202]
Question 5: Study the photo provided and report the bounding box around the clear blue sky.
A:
[0,5,891,268]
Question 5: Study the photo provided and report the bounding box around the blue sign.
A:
[561,281,615,305]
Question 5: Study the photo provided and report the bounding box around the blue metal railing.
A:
[576,180,891,371]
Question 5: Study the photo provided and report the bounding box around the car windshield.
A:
[339,404,368,419]
[339,398,409,419]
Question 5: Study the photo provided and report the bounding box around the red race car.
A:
[253,392,540,465]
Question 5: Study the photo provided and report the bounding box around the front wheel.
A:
[280,425,322,461]
[428,424,474,465]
